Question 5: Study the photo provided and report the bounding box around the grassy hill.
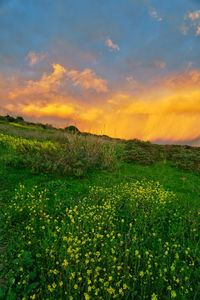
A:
[0,116,199,299]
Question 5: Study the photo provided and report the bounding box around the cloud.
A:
[196,25,200,36]
[149,8,163,22]
[9,64,66,99]
[8,64,108,100]
[1,67,200,144]
[66,67,108,92]
[105,38,120,52]
[162,69,200,88]
[187,10,200,21]
[183,10,200,36]
[26,51,47,66]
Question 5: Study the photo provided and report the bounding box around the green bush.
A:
[0,133,117,176]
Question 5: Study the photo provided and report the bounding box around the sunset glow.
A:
[0,1,200,145]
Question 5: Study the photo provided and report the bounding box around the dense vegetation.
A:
[0,116,199,299]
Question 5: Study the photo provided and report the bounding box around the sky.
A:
[0,0,200,145]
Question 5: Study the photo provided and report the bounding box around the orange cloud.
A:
[66,67,108,92]
[9,64,108,100]
[9,64,66,99]
[105,38,120,52]
[187,10,200,21]
[21,103,76,118]
[1,67,200,144]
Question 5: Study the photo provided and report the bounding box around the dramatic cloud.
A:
[105,38,120,52]
[1,65,200,144]
[9,64,66,99]
[66,67,108,92]
[8,64,108,101]
[26,51,47,66]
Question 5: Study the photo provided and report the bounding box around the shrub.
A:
[64,125,81,134]
[0,133,117,176]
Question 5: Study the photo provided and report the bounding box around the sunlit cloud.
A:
[182,10,200,37]
[1,65,200,144]
[8,64,108,101]
[162,69,200,88]
[105,38,120,52]
[9,64,66,99]
[66,67,108,92]
[25,51,47,66]
[187,10,200,21]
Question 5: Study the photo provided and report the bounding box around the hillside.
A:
[0,116,199,299]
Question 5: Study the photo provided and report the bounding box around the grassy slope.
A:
[0,122,200,298]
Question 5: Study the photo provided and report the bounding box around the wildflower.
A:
[59,281,63,287]
[151,293,158,300]
[139,271,144,277]
[52,282,57,289]
[135,250,139,256]
[62,259,68,268]
[84,293,90,300]
[171,290,177,298]
[108,276,113,281]
[48,285,53,292]
[123,283,128,290]
[107,286,115,294]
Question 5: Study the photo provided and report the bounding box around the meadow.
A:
[0,117,199,300]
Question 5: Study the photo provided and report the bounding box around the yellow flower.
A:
[52,282,57,289]
[139,271,144,277]
[107,286,115,295]
[59,281,63,287]
[123,283,128,290]
[62,259,68,268]
[108,276,113,281]
[84,293,90,300]
[48,285,53,292]
[171,290,177,298]
[151,293,158,300]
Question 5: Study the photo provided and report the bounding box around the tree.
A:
[16,116,24,123]
[64,125,80,134]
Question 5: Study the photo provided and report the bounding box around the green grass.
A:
[0,122,199,299]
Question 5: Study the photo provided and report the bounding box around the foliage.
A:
[122,140,200,174]
[2,180,199,299]
[0,133,117,176]
[64,125,81,134]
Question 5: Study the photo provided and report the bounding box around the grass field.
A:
[0,119,199,300]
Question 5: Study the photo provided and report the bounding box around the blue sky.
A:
[1,0,200,78]
[0,0,200,144]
